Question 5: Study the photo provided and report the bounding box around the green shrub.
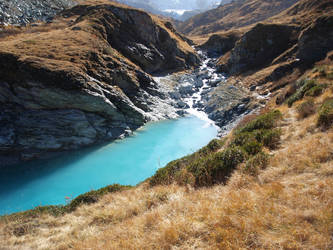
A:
[198,138,225,155]
[232,132,255,146]
[305,84,327,97]
[188,157,214,186]
[243,152,270,176]
[211,146,247,183]
[297,100,316,119]
[67,184,128,212]
[232,132,263,155]
[317,98,333,129]
[327,72,333,80]
[175,168,195,186]
[206,138,225,151]
[150,138,225,186]
[149,160,182,186]
[237,110,282,133]
[233,110,282,151]
[259,129,282,149]
[287,79,316,107]
[241,139,263,155]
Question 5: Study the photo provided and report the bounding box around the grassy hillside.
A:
[1,61,332,249]
[177,0,299,36]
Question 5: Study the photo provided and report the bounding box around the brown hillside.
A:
[177,0,299,36]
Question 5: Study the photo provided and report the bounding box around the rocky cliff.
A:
[211,0,333,88]
[222,23,299,74]
[0,1,199,165]
[198,31,241,57]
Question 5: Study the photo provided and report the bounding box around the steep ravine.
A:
[0,2,265,167]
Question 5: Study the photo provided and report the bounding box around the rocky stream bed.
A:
[156,50,261,136]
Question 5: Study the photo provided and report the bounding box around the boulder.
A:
[194,79,203,88]
[176,101,190,109]
[179,83,195,95]
[169,91,181,99]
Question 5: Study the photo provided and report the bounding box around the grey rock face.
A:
[0,0,76,25]
[202,82,253,127]
[199,32,241,57]
[0,76,179,165]
[226,23,299,74]
[297,15,333,64]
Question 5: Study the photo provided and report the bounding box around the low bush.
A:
[317,98,333,129]
[305,84,327,97]
[237,110,282,133]
[242,139,263,155]
[297,100,316,119]
[243,152,270,176]
[67,184,129,212]
[211,146,247,178]
[257,129,282,149]
[233,110,282,150]
[287,79,316,107]
[327,72,333,80]
[150,138,225,186]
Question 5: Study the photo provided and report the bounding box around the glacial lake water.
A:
[0,115,218,215]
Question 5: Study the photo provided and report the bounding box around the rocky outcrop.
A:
[297,15,333,64]
[202,81,254,128]
[0,2,199,165]
[222,23,299,74]
[198,31,241,57]
[64,4,199,74]
[0,0,76,25]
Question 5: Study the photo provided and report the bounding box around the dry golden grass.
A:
[1,83,332,249]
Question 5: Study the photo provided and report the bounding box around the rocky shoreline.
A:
[0,50,261,167]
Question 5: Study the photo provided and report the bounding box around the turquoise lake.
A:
[0,116,218,215]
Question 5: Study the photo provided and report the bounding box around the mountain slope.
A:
[178,0,299,36]
[216,0,333,75]
[0,1,198,165]
[1,60,332,249]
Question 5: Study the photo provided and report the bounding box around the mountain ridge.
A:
[177,0,299,36]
